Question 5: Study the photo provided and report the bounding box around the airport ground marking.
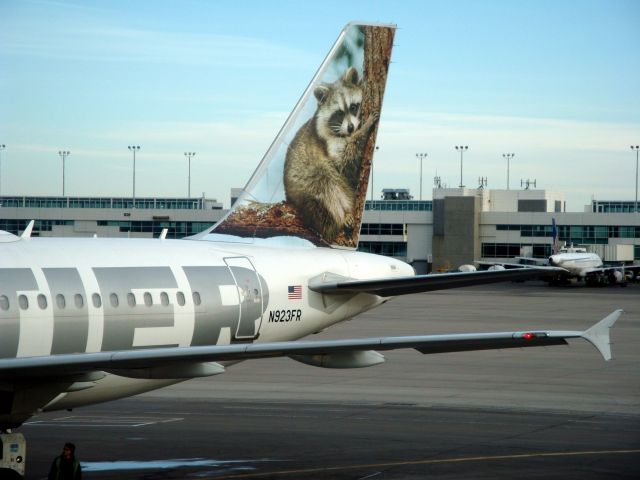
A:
[207,449,640,479]
[25,415,183,427]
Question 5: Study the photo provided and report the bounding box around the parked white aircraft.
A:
[549,246,604,276]
[0,23,622,478]
[479,219,640,285]
[524,220,639,284]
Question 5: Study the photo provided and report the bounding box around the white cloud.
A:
[371,110,640,209]
[0,21,310,68]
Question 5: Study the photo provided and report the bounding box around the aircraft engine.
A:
[609,270,624,284]
[289,350,385,368]
[488,264,506,271]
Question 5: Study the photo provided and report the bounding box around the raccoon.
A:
[284,67,378,243]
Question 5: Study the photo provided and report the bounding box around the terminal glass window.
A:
[358,241,407,257]
[482,243,549,259]
[365,200,432,211]
[360,223,405,236]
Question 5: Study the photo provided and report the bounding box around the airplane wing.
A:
[0,310,621,379]
[583,264,640,276]
[309,267,561,297]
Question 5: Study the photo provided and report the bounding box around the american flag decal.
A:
[288,285,302,300]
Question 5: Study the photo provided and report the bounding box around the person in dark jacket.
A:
[48,442,81,480]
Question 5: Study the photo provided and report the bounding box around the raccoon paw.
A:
[363,111,380,131]
[344,212,355,229]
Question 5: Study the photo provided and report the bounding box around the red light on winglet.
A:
[523,332,535,341]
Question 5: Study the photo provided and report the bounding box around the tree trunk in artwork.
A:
[347,25,395,247]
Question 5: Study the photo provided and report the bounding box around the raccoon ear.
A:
[343,67,360,85]
[314,85,329,104]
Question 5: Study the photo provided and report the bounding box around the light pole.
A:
[128,146,140,208]
[503,153,515,190]
[58,150,70,196]
[185,152,196,198]
[415,153,427,200]
[632,146,639,213]
[455,145,468,188]
[0,144,5,197]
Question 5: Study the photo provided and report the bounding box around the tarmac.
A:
[21,281,640,479]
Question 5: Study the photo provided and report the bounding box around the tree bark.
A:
[348,25,395,247]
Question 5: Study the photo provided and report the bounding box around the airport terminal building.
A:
[1,188,638,273]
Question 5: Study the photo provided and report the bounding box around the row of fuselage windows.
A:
[0,291,203,312]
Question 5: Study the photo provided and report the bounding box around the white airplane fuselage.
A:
[548,252,603,277]
[0,235,412,413]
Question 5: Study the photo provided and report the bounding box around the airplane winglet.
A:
[581,309,623,361]
[20,220,35,239]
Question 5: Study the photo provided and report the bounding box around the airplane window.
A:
[92,293,102,308]
[176,291,185,306]
[56,294,66,309]
[18,294,28,310]
[127,293,136,307]
[144,292,152,306]
[38,294,48,309]
[110,293,119,307]
[0,295,9,310]
[192,291,201,306]
[160,291,169,306]
[75,294,84,308]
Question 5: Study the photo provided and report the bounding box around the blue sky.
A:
[1,0,639,209]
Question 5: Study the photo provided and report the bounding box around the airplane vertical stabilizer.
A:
[552,218,560,254]
[200,22,396,248]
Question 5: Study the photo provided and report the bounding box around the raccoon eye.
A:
[349,103,360,115]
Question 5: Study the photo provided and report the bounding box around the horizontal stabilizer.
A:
[309,267,561,297]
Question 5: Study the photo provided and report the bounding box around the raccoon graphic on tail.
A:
[284,67,379,244]
[207,23,395,248]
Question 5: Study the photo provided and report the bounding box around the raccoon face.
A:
[314,67,363,139]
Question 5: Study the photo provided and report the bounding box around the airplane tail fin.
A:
[199,22,396,248]
[551,218,560,254]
